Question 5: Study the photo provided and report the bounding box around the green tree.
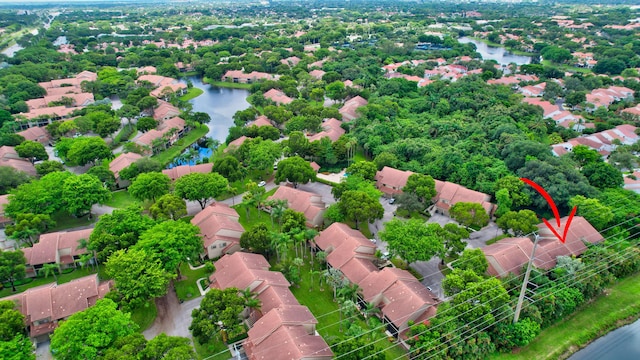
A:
[496,210,539,236]
[91,112,121,138]
[495,175,530,208]
[281,209,307,233]
[119,158,163,181]
[346,161,377,181]
[403,173,436,204]
[0,300,26,341]
[450,202,489,228]
[332,337,385,360]
[239,223,271,256]
[212,156,244,182]
[89,206,156,262]
[101,333,147,360]
[49,298,138,360]
[5,171,73,217]
[0,249,26,292]
[0,166,31,194]
[62,174,111,218]
[568,195,614,230]
[571,145,600,168]
[129,172,171,202]
[35,160,65,176]
[331,175,382,201]
[581,162,623,189]
[41,263,60,282]
[492,318,540,351]
[136,117,158,132]
[174,172,228,209]
[149,193,187,220]
[87,166,117,191]
[338,190,383,229]
[190,287,245,344]
[106,249,175,309]
[274,156,316,188]
[0,334,34,360]
[326,81,346,102]
[5,213,55,246]
[141,333,196,360]
[494,188,512,217]
[15,140,48,163]
[452,248,489,274]
[379,219,446,264]
[66,137,113,166]
[134,220,202,275]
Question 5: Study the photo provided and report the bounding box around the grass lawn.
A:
[152,125,209,166]
[203,78,252,89]
[193,337,230,360]
[343,219,373,239]
[175,262,213,302]
[0,267,101,298]
[233,188,278,231]
[130,299,158,332]
[180,87,204,101]
[104,190,140,209]
[49,210,97,232]
[491,271,640,360]
[540,60,593,74]
[354,146,367,162]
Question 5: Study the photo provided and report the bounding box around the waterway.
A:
[458,37,532,66]
[180,77,250,143]
[568,318,640,360]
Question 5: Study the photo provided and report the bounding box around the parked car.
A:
[369,238,376,244]
[389,198,395,204]
[258,181,266,187]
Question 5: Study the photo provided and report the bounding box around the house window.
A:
[221,243,227,247]
[210,245,217,249]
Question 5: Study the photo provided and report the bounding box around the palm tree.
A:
[270,232,290,262]
[303,229,318,259]
[337,283,361,303]
[316,251,327,269]
[240,287,261,319]
[76,253,95,273]
[309,270,322,292]
[242,192,257,221]
[41,263,60,282]
[77,238,97,272]
[362,302,381,327]
[268,199,288,229]
[228,186,238,206]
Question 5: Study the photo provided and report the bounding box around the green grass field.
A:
[104,190,140,209]
[174,262,212,302]
[49,210,97,232]
[193,337,231,360]
[179,87,204,101]
[202,78,252,89]
[491,271,640,360]
[130,299,158,332]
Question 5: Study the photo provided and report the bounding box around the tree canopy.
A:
[174,172,228,209]
[134,220,203,274]
[274,156,316,188]
[128,172,171,202]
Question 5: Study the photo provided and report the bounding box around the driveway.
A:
[35,341,53,360]
[467,222,503,248]
[296,181,336,206]
[411,258,446,300]
[143,284,203,340]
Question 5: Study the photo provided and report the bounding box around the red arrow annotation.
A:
[519,177,577,244]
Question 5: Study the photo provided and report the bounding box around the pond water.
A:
[458,37,532,66]
[181,77,251,143]
[568,318,640,360]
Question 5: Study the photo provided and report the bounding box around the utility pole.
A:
[513,234,540,324]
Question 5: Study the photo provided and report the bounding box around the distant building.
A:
[109,152,143,188]
[191,203,244,259]
[267,186,326,228]
[339,96,368,122]
[21,229,93,277]
[162,163,213,181]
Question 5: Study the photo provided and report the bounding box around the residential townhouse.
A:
[483,216,604,278]
[162,163,214,181]
[314,223,439,344]
[138,75,187,100]
[209,252,333,360]
[307,118,345,143]
[191,203,245,259]
[222,70,280,84]
[135,116,187,155]
[263,88,293,105]
[2,274,112,343]
[225,135,249,153]
[267,186,326,228]
[0,146,37,176]
[339,95,368,122]
[585,86,634,110]
[21,229,93,277]
[108,152,143,188]
[551,124,638,157]
[17,126,51,146]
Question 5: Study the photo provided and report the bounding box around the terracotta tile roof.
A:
[153,101,181,121]
[19,105,78,120]
[359,267,416,302]
[3,274,112,337]
[245,324,333,360]
[225,136,249,152]
[263,88,293,105]
[375,166,414,195]
[257,286,301,315]
[17,126,50,143]
[536,216,604,265]
[109,152,143,179]
[268,186,326,226]
[307,118,345,142]
[0,146,37,176]
[162,163,213,181]
[308,69,325,80]
[381,279,438,329]
[24,229,92,266]
[248,115,273,127]
[434,180,494,214]
[191,203,243,252]
[339,95,368,121]
[309,161,320,172]
[483,237,554,276]
[222,70,280,82]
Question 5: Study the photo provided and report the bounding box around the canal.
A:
[458,37,532,66]
[569,318,640,360]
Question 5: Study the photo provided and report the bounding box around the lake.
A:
[182,77,250,143]
[458,37,532,66]
[568,318,640,360]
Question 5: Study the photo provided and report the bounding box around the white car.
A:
[258,181,266,187]
[369,238,376,244]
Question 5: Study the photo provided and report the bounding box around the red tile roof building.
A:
[315,223,438,342]
[433,179,494,216]
[109,152,143,188]
[307,118,345,143]
[339,95,368,122]
[209,252,333,360]
[483,216,604,278]
[2,274,112,342]
[21,229,93,277]
[375,166,414,196]
[191,203,244,259]
[17,126,51,145]
[222,70,280,84]
[263,88,293,105]
[162,163,214,181]
[0,146,37,176]
[267,186,326,227]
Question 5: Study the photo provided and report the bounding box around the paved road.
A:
[35,341,53,360]
[143,284,203,340]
